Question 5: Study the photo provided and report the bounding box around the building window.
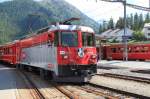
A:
[148,33,150,36]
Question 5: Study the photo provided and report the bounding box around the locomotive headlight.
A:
[78,48,84,58]
[60,51,68,59]
[63,55,68,59]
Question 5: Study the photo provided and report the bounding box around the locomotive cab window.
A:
[61,31,78,47]
[82,32,95,46]
[54,31,59,46]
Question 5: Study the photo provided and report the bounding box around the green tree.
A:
[116,17,124,29]
[99,24,103,33]
[138,13,144,30]
[145,13,150,23]
[127,14,134,29]
[108,18,114,29]
[133,31,145,41]
[133,13,139,30]
[102,21,107,32]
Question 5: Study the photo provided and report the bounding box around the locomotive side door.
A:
[46,31,58,75]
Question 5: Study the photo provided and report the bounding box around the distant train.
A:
[99,43,150,61]
[0,18,97,82]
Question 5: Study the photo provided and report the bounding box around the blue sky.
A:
[0,0,149,22]
[0,0,10,2]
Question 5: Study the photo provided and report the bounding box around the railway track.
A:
[56,84,120,99]
[17,69,150,99]
[19,71,46,99]
[74,85,121,99]
[19,70,136,99]
[90,73,150,98]
[97,73,150,84]
[17,70,70,99]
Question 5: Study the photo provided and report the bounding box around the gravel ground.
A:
[95,60,150,97]
[97,60,150,79]
[98,60,150,70]
[90,75,150,97]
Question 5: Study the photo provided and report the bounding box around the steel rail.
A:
[88,82,150,99]
[75,86,119,99]
[55,85,79,99]
[96,73,150,84]
[20,71,45,99]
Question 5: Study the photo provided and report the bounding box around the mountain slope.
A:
[0,0,99,43]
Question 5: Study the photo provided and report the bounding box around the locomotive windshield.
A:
[82,32,95,46]
[61,31,78,47]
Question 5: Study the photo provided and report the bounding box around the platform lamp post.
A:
[122,0,128,61]
[149,0,150,8]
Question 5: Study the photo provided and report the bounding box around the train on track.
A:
[99,43,150,61]
[0,18,97,82]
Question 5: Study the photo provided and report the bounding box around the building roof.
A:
[100,29,113,37]
[96,28,133,42]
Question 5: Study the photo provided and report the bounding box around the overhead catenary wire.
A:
[126,3,150,12]
[84,0,150,22]
[99,0,150,12]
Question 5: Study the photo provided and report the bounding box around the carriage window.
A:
[128,47,131,53]
[9,48,13,54]
[135,47,140,52]
[4,48,7,54]
[0,50,2,55]
[82,32,95,46]
[111,48,116,53]
[61,31,78,47]
[143,47,149,52]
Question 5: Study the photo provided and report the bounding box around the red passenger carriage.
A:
[104,43,150,61]
[0,41,20,64]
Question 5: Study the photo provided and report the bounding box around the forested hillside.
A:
[0,0,99,44]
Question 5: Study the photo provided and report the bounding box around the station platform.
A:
[98,60,150,70]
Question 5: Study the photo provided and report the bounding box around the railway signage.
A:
[122,36,130,39]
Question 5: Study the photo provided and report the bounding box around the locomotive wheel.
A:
[39,69,51,80]
[16,64,24,70]
[20,64,24,70]
[16,64,20,69]
[28,66,32,72]
[40,69,45,79]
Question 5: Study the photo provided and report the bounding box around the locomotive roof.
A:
[48,25,95,33]
[20,24,95,40]
[0,40,19,47]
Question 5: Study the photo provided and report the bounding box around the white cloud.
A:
[34,0,43,1]
[65,0,150,22]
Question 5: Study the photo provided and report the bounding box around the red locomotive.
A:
[0,18,97,82]
[102,43,150,61]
